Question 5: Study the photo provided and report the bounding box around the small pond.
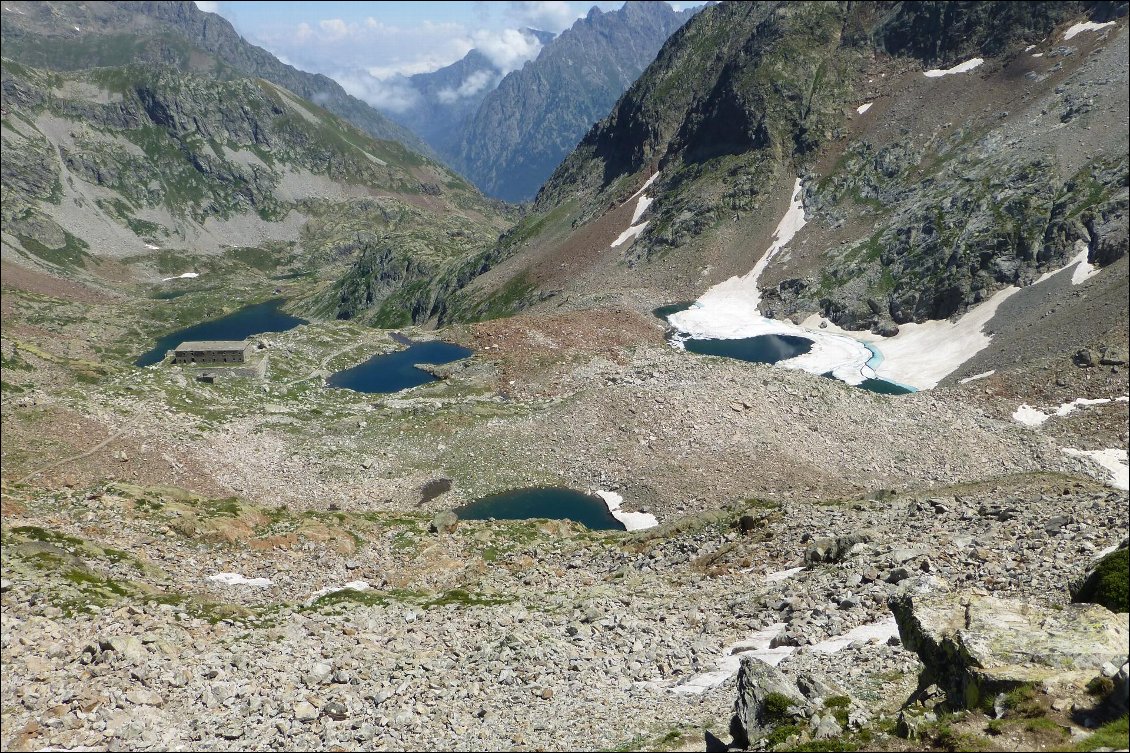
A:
[136,299,307,366]
[683,334,814,364]
[326,340,472,393]
[454,487,625,531]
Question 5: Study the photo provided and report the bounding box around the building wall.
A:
[172,349,247,365]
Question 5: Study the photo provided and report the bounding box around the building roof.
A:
[175,340,249,351]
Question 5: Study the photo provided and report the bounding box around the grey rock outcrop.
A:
[729,657,806,749]
[429,510,459,535]
[890,591,1130,710]
[804,529,878,564]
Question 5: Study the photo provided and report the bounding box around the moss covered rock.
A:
[1072,546,1129,614]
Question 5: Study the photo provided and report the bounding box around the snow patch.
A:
[1025,44,1036,52]
[629,172,659,200]
[856,102,873,114]
[924,58,984,77]
[161,272,199,282]
[664,617,899,694]
[631,193,654,225]
[1032,52,1044,58]
[145,243,161,250]
[764,566,805,583]
[1012,396,1127,426]
[670,623,791,694]
[959,370,995,384]
[810,617,899,655]
[596,490,658,531]
[305,580,371,605]
[206,572,272,587]
[1013,404,1051,427]
[611,221,649,248]
[1062,448,1130,491]
[1063,21,1116,41]
[610,173,659,249]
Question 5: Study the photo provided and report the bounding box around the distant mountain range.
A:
[377,1,698,203]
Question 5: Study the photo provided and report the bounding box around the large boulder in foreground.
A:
[729,657,806,749]
[890,592,1129,710]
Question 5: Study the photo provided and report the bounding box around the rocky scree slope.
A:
[0,0,431,156]
[0,59,507,323]
[440,1,1127,340]
[449,0,697,203]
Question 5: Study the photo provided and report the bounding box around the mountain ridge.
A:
[0,0,434,156]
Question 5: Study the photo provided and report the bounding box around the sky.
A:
[193,2,703,113]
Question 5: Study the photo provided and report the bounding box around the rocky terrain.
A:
[2,2,1128,752]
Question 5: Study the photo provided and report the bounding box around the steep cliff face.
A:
[443,0,1127,344]
[451,1,697,202]
[0,0,431,155]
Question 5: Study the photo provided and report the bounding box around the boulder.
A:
[804,529,878,564]
[729,657,806,748]
[890,591,1130,710]
[429,510,458,535]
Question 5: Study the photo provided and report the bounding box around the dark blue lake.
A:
[454,487,625,531]
[820,372,916,395]
[653,302,694,320]
[135,299,307,366]
[326,340,472,393]
[683,334,814,363]
[859,378,915,395]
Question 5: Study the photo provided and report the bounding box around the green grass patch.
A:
[1074,715,1129,751]
[17,231,90,269]
[424,588,515,608]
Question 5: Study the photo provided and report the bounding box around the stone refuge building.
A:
[172,340,252,366]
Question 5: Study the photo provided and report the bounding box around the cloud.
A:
[239,14,556,113]
[472,28,545,73]
[505,1,581,32]
[436,69,500,104]
[318,18,350,39]
[194,0,219,12]
[332,70,422,114]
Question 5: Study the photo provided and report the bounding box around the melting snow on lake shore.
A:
[668,180,878,386]
[1062,448,1130,491]
[596,490,658,531]
[923,58,984,77]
